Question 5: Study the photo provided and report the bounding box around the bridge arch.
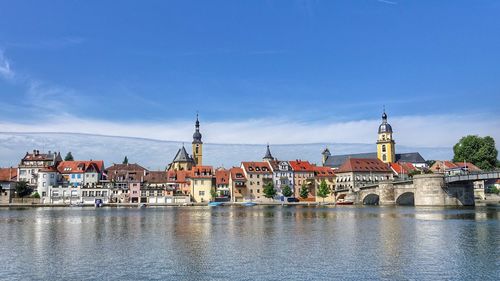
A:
[396,192,415,206]
[363,193,379,205]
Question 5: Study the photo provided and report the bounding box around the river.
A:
[0,206,498,280]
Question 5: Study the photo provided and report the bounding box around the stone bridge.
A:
[335,173,498,206]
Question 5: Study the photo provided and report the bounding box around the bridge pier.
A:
[413,174,474,206]
[377,181,395,205]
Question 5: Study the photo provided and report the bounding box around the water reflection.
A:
[0,206,498,281]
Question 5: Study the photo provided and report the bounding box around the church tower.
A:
[376,109,396,163]
[192,114,203,166]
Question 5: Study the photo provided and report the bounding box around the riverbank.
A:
[0,201,335,208]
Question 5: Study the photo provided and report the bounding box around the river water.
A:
[0,206,498,280]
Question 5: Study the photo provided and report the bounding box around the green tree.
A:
[317,179,331,203]
[123,156,129,165]
[453,135,498,170]
[210,188,217,201]
[64,152,74,161]
[281,185,293,197]
[263,182,276,201]
[299,184,309,199]
[15,181,31,198]
[31,192,40,199]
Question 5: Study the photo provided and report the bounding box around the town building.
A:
[57,160,105,188]
[18,150,62,188]
[241,162,273,202]
[289,160,315,201]
[267,160,294,199]
[37,166,60,200]
[229,167,247,202]
[106,163,148,203]
[263,145,295,199]
[167,170,192,196]
[189,166,214,203]
[335,158,393,192]
[313,166,336,203]
[430,161,481,175]
[215,168,230,200]
[0,167,17,204]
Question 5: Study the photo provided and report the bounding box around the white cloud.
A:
[0,49,14,79]
[0,113,498,148]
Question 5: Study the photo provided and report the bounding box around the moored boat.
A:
[242,202,257,207]
[336,199,354,205]
[208,202,223,207]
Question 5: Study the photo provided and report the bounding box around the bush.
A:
[31,192,40,199]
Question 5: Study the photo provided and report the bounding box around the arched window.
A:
[382,145,386,152]
[382,154,387,161]
[195,145,199,153]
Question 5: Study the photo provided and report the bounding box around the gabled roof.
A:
[167,170,190,183]
[144,171,169,183]
[230,167,246,181]
[454,162,481,171]
[241,162,272,174]
[0,168,17,181]
[336,158,392,173]
[57,160,105,174]
[289,160,315,172]
[172,146,193,163]
[106,163,147,172]
[324,152,426,168]
[191,166,214,178]
[22,150,62,162]
[215,169,230,185]
[313,166,335,177]
[390,162,417,175]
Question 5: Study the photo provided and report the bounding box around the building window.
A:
[383,154,387,161]
[199,191,205,196]
[382,145,386,152]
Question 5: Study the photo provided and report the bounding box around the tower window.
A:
[382,145,386,152]
[382,154,387,161]
[196,146,199,153]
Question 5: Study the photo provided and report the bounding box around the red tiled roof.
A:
[106,163,147,172]
[40,166,59,173]
[336,158,392,173]
[57,160,104,174]
[454,162,481,171]
[216,169,230,185]
[289,160,315,172]
[230,167,246,181]
[144,171,169,183]
[191,166,214,178]
[241,162,272,174]
[313,166,335,177]
[167,170,191,183]
[0,168,17,181]
[390,162,417,174]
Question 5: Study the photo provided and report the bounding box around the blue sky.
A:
[0,0,499,146]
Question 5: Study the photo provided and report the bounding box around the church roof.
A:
[378,111,393,133]
[324,152,426,168]
[263,144,274,160]
[172,146,194,163]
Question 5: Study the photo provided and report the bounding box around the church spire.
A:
[263,144,274,162]
[192,113,203,166]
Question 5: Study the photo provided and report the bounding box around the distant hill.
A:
[0,132,452,170]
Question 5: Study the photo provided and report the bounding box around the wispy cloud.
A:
[0,113,498,148]
[6,36,85,50]
[0,49,14,79]
[377,0,398,5]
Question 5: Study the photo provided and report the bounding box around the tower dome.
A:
[378,111,393,133]
[192,114,203,144]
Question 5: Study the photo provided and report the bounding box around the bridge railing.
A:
[445,171,500,183]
